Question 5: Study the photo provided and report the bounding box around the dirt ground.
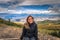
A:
[0,24,60,40]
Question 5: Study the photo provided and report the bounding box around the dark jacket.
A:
[20,22,38,40]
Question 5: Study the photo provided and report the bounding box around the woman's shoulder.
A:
[34,22,37,25]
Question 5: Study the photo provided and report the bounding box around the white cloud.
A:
[48,4,60,13]
[0,7,8,11]
[0,7,8,13]
[0,0,60,14]
[0,0,60,5]
[21,10,52,14]
[0,8,57,14]
[18,0,60,5]
[0,9,52,14]
[0,0,12,3]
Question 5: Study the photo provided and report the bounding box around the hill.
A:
[37,20,60,24]
[0,18,23,28]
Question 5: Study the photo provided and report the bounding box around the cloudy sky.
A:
[0,0,60,21]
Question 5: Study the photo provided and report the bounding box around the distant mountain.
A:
[0,13,59,19]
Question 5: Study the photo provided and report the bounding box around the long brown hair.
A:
[24,15,34,29]
[26,15,34,24]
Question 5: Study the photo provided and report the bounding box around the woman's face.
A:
[28,17,34,24]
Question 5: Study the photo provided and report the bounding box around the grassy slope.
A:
[0,18,23,28]
[37,20,60,38]
[38,20,60,29]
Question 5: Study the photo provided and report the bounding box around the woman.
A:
[20,15,38,40]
